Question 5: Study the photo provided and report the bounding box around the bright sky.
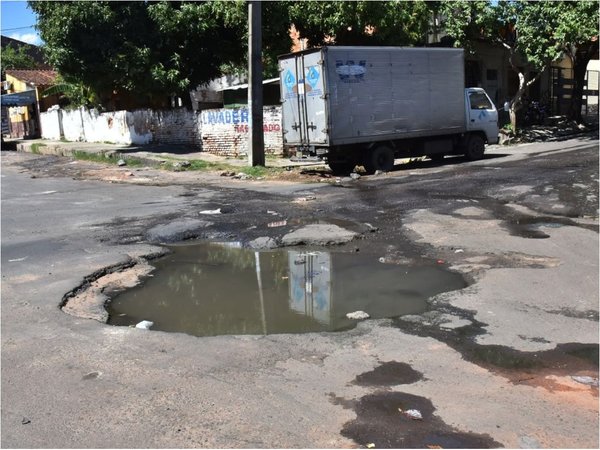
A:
[1,0,42,45]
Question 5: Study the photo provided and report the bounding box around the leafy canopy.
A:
[29,1,297,107]
[441,0,599,125]
[441,0,599,72]
[1,44,38,78]
[29,1,249,107]
[289,0,432,47]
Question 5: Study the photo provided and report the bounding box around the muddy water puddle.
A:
[107,242,466,337]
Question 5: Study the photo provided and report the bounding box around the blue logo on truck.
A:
[335,60,367,83]
[284,70,296,91]
[306,66,320,88]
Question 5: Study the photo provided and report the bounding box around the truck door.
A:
[466,88,499,144]
[279,50,328,147]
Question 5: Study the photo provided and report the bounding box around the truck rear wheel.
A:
[364,145,395,174]
[328,161,356,175]
[464,134,485,160]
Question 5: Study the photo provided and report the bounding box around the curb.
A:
[13,140,328,170]
[16,140,171,169]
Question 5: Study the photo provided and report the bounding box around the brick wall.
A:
[151,109,201,147]
[40,105,284,155]
[200,106,283,157]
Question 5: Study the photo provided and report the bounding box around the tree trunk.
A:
[509,71,526,135]
[508,66,545,135]
[502,43,546,135]
[509,106,518,133]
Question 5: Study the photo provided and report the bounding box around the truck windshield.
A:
[469,92,493,110]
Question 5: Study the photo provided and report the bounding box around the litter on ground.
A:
[135,320,154,330]
[346,311,370,320]
[399,408,423,420]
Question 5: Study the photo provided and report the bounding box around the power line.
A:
[1,25,36,32]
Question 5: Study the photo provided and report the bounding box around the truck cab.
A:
[465,88,499,145]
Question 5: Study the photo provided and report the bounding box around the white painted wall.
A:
[127,110,154,145]
[60,108,86,141]
[40,106,284,155]
[39,108,62,140]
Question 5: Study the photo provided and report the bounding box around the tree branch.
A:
[526,66,546,87]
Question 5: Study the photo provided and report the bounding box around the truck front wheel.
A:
[364,145,395,174]
[464,134,485,160]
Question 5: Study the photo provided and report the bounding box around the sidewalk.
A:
[8,138,325,169]
[6,121,598,173]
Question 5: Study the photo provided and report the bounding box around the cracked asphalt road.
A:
[1,136,598,448]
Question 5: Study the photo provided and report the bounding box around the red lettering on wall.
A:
[233,123,281,133]
[263,124,281,132]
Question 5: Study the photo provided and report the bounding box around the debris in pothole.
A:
[268,220,287,228]
[346,311,370,320]
[294,195,317,202]
[400,408,423,420]
[248,237,278,249]
[9,257,28,262]
[82,371,101,380]
[135,320,154,330]
[199,208,222,215]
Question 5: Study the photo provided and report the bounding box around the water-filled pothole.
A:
[107,242,467,337]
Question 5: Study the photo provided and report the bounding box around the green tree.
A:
[41,76,100,109]
[551,1,599,122]
[441,0,599,132]
[1,44,38,78]
[29,1,253,108]
[289,0,432,47]
[210,1,293,78]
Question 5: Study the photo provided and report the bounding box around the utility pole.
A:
[248,0,264,167]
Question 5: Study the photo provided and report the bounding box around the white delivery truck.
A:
[278,46,498,174]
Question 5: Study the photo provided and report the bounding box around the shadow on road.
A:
[117,143,203,155]
[299,153,511,178]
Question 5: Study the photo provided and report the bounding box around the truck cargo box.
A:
[279,46,466,148]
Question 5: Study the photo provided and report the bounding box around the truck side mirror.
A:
[503,102,510,112]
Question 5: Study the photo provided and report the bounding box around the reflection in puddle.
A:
[107,242,467,337]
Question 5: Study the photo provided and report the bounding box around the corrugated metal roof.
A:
[5,69,57,86]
